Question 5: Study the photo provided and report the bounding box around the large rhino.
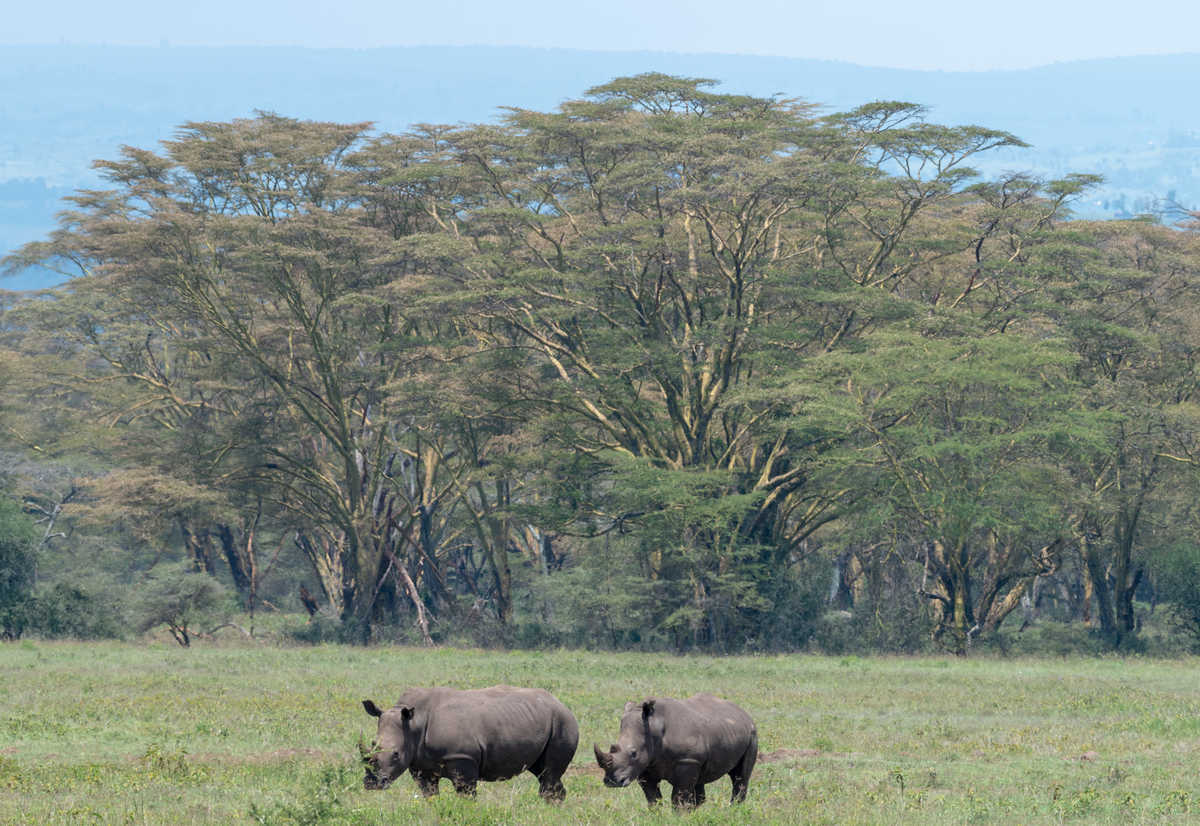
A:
[594,693,757,810]
[361,685,579,802]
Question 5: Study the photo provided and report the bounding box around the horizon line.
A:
[2,41,1199,74]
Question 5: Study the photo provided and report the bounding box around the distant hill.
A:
[4,45,1199,290]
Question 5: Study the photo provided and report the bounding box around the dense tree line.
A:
[4,75,1200,653]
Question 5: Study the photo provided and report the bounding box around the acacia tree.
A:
[392,74,1037,645]
[1039,220,1200,646]
[10,115,441,637]
[10,78,1182,654]
[826,331,1075,652]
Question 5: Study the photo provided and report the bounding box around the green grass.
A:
[2,639,1199,824]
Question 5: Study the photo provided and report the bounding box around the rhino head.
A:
[595,699,658,787]
[361,699,419,790]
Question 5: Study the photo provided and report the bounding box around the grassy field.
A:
[2,639,1199,824]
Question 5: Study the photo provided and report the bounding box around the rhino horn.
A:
[593,742,612,768]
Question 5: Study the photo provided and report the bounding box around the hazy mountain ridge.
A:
[4,45,1198,289]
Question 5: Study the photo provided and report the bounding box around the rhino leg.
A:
[536,774,566,804]
[638,776,662,807]
[695,784,706,807]
[729,732,758,804]
[668,761,702,810]
[411,769,440,797]
[444,759,479,798]
[670,783,699,810]
[529,727,576,803]
[530,752,567,805]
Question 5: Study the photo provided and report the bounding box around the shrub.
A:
[28,583,124,640]
[0,497,36,640]
[248,764,354,826]
[522,545,667,650]
[1155,542,1200,652]
[131,561,232,646]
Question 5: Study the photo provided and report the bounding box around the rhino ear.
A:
[642,700,656,719]
[400,706,414,721]
[363,700,383,718]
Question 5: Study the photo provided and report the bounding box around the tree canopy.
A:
[4,76,1200,653]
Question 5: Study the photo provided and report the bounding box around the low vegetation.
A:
[2,640,1199,824]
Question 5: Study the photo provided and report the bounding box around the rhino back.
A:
[419,686,576,780]
[658,695,756,781]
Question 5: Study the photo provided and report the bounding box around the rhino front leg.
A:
[411,769,440,797]
[695,784,706,807]
[638,776,662,807]
[670,783,699,810]
[668,761,702,810]
[444,759,479,798]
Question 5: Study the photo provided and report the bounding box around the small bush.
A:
[750,556,828,651]
[249,764,354,826]
[140,742,204,782]
[1155,543,1200,652]
[521,546,669,650]
[130,561,233,646]
[999,621,1111,656]
[284,614,346,645]
[27,583,124,640]
[0,497,36,640]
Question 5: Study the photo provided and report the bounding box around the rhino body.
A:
[362,685,579,802]
[595,693,757,810]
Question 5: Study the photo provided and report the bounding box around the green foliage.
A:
[523,538,667,649]
[249,765,355,826]
[752,555,829,650]
[26,583,125,640]
[140,741,206,783]
[1153,542,1200,651]
[131,561,233,647]
[4,77,1200,655]
[0,496,36,640]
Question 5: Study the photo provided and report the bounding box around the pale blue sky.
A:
[5,0,1199,71]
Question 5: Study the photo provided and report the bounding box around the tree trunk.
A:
[216,523,253,599]
[179,519,217,576]
[1112,509,1143,637]
[1079,533,1119,644]
[487,511,513,625]
[295,531,345,618]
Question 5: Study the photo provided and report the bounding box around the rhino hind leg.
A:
[729,732,758,804]
[536,773,566,804]
[529,753,567,805]
[529,723,577,803]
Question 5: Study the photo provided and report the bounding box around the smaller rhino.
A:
[595,693,757,810]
